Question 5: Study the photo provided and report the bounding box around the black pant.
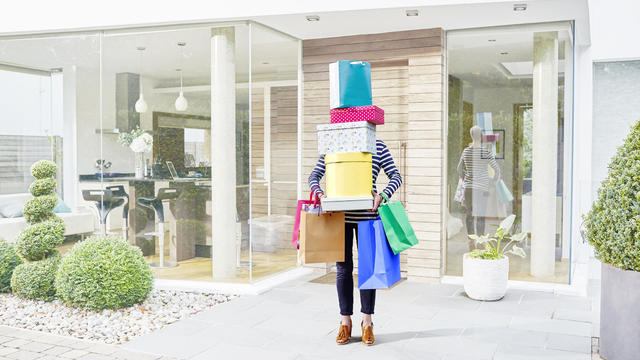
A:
[336,222,375,316]
[464,188,489,236]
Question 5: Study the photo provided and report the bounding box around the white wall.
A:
[588,0,640,61]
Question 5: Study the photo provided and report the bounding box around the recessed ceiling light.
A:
[500,52,509,55]
[488,39,496,42]
[261,62,269,65]
[513,3,527,11]
[306,15,320,22]
[405,9,419,17]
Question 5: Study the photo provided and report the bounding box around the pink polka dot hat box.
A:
[329,105,384,125]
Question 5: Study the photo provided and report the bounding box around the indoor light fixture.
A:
[500,51,509,55]
[513,3,527,11]
[174,42,188,112]
[488,39,497,42]
[405,9,419,17]
[306,15,320,21]
[135,46,148,113]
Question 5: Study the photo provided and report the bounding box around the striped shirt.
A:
[457,145,501,191]
[308,140,403,223]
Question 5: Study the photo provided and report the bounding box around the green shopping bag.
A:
[378,193,418,254]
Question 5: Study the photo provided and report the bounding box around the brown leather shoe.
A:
[336,323,352,345]
[361,322,374,346]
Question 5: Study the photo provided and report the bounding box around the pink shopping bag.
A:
[292,192,320,249]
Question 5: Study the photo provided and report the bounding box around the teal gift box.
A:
[329,60,372,109]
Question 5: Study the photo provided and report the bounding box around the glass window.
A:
[445,23,574,283]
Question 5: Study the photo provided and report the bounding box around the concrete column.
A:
[211,27,237,279]
[531,32,558,278]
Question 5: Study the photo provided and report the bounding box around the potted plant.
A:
[463,214,526,301]
[118,127,153,179]
[583,122,640,360]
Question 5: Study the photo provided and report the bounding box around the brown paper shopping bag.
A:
[299,210,345,264]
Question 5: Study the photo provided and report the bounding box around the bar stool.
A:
[82,189,126,235]
[106,185,129,241]
[137,187,181,268]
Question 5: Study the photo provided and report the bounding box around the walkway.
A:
[0,326,175,360]
[122,272,600,360]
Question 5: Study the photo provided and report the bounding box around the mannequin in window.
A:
[457,125,501,250]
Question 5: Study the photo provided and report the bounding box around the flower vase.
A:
[135,152,145,179]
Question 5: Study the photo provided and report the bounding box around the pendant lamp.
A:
[175,42,188,112]
[134,46,148,113]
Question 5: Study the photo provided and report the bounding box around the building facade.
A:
[0,0,637,291]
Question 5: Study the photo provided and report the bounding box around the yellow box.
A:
[325,152,373,197]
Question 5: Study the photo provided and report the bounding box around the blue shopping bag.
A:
[357,219,401,289]
[329,60,372,109]
[495,180,514,203]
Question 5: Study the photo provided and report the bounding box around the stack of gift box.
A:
[318,60,385,212]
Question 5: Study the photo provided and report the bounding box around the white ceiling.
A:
[0,24,298,86]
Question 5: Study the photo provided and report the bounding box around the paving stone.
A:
[1,340,30,349]
[60,349,89,359]
[547,334,592,354]
[77,354,113,360]
[495,343,590,360]
[5,350,43,360]
[111,349,161,360]
[82,344,118,355]
[55,340,92,351]
[0,337,13,345]
[19,342,53,352]
[510,317,592,337]
[554,309,594,323]
[42,346,72,356]
[0,348,18,357]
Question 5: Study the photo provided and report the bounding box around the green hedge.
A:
[585,121,640,271]
[55,236,153,310]
[23,195,58,224]
[0,239,23,292]
[30,160,57,179]
[29,178,57,197]
[16,218,65,261]
[11,252,60,301]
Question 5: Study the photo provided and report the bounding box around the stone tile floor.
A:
[0,272,602,360]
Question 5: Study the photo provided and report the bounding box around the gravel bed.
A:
[0,290,237,344]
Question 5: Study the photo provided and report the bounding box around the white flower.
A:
[130,133,153,153]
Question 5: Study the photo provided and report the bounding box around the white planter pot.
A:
[463,254,509,301]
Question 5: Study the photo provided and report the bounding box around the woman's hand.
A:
[371,190,383,212]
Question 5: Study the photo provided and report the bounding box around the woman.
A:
[457,125,501,246]
[308,139,402,346]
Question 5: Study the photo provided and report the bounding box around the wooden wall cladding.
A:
[302,28,445,282]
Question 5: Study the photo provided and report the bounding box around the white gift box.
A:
[321,196,374,212]
[317,121,376,155]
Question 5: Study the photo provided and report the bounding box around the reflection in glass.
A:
[446,24,573,283]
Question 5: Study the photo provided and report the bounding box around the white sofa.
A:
[0,193,96,243]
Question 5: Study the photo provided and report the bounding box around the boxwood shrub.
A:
[0,239,23,292]
[23,195,58,224]
[11,252,60,301]
[16,218,65,261]
[30,160,57,179]
[55,235,153,310]
[29,178,57,197]
[584,121,640,271]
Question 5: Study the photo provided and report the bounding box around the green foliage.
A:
[30,160,57,180]
[11,252,60,301]
[28,178,57,197]
[0,239,23,292]
[468,215,527,260]
[16,218,65,261]
[23,195,58,224]
[117,126,146,147]
[584,121,640,271]
[55,235,153,310]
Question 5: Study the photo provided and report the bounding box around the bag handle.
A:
[380,192,390,205]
